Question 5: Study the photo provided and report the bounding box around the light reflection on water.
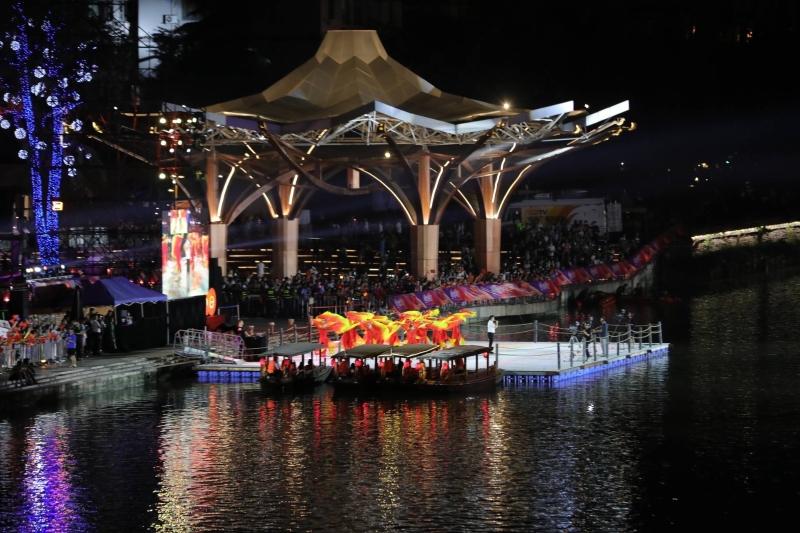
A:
[21,414,88,533]
[2,274,800,531]
[138,377,669,532]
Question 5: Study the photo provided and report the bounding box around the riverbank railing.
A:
[2,338,68,369]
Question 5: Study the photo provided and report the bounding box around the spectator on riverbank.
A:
[88,314,103,356]
[103,311,117,353]
[20,358,36,386]
[67,330,78,367]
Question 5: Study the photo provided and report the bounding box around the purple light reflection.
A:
[20,417,88,533]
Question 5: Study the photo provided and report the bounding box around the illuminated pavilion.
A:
[200,29,632,278]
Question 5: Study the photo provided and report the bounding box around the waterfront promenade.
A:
[0,348,192,409]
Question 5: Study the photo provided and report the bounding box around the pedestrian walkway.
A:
[0,347,189,407]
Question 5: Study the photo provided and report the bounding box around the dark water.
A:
[2,275,800,532]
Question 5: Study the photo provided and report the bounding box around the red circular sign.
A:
[205,288,217,316]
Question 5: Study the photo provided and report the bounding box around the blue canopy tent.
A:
[81,277,169,350]
[81,277,167,306]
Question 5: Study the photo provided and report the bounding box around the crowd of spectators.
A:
[220,218,641,318]
[499,219,640,282]
[220,268,400,319]
[1,309,127,372]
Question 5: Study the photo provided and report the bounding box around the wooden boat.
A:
[330,343,500,395]
[259,341,331,393]
[409,345,501,394]
[330,344,435,395]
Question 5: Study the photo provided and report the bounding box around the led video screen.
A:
[161,209,208,300]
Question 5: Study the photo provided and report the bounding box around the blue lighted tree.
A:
[0,3,96,265]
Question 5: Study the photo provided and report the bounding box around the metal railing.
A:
[2,338,70,388]
[173,329,244,362]
[174,323,320,362]
[2,338,68,369]
[465,319,664,371]
[263,323,317,349]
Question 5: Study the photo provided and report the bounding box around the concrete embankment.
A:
[0,349,194,411]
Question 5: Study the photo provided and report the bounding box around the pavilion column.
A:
[209,221,228,276]
[347,167,360,189]
[474,218,502,274]
[206,148,220,221]
[408,152,438,280]
[418,153,431,224]
[272,217,299,278]
[410,224,439,280]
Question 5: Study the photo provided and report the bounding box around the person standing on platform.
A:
[487,315,498,349]
[568,322,579,356]
[598,317,609,356]
[581,320,592,360]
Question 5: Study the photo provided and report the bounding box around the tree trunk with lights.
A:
[0,3,95,265]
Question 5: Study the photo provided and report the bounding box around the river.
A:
[2,274,799,532]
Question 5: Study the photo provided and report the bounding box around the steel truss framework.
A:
[201,99,633,226]
[207,111,555,147]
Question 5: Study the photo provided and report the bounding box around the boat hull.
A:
[260,366,332,394]
[332,370,502,396]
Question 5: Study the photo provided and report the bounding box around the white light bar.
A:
[585,100,629,126]
[529,101,575,120]
[375,101,499,135]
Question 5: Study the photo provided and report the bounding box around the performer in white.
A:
[487,315,498,349]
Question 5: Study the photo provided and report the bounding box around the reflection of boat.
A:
[259,342,331,394]
[330,344,500,395]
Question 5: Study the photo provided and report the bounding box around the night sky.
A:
[2,1,798,232]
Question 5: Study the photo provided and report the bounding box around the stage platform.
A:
[489,341,670,385]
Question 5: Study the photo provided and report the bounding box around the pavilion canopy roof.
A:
[206,30,511,126]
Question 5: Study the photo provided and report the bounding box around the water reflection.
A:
[0,414,88,533]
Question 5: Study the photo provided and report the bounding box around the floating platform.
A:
[491,341,670,386]
[195,341,669,387]
[196,363,262,383]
